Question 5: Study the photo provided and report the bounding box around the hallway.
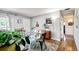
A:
[57,35,77,51]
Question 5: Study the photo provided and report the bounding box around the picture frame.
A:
[17,19,22,24]
[46,18,52,24]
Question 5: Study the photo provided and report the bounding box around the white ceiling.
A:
[0,8,64,17]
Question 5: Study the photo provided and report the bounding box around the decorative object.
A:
[68,22,73,26]
[44,24,49,29]
[36,22,39,27]
[46,18,52,24]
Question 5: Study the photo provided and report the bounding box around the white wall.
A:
[65,22,74,35]
[74,9,79,50]
[31,11,61,41]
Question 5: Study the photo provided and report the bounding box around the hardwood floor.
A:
[57,35,77,51]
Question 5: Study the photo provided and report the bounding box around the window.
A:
[0,13,10,30]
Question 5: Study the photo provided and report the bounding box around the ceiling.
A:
[61,9,74,23]
[61,8,74,17]
[0,8,63,17]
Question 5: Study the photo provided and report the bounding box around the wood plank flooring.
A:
[57,35,77,51]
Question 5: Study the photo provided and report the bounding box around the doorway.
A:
[59,9,77,51]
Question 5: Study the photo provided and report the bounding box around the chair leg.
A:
[39,41,43,50]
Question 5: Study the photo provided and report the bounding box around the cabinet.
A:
[44,31,51,40]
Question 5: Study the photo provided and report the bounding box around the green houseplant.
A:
[0,31,22,47]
